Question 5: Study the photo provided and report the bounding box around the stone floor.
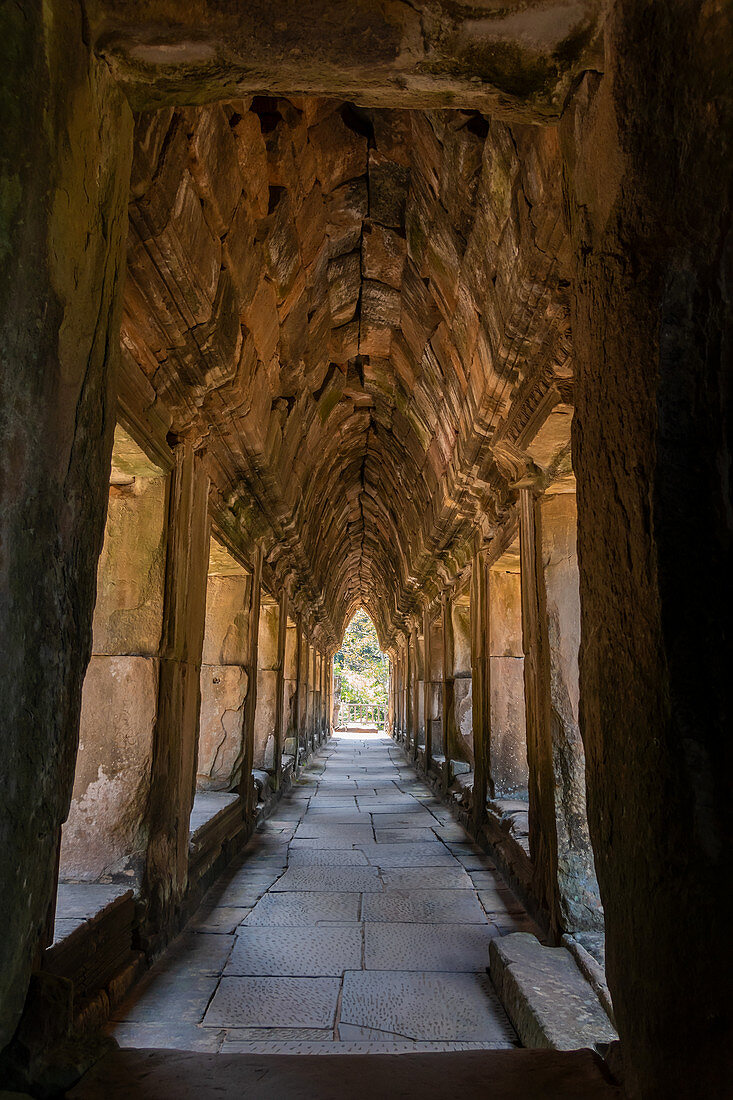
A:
[109,733,543,1055]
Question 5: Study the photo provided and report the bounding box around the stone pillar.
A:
[422,608,432,772]
[240,546,263,817]
[411,625,420,761]
[403,638,409,742]
[402,642,408,739]
[273,587,288,787]
[197,546,250,792]
[441,590,456,781]
[315,651,321,744]
[143,443,210,940]
[542,493,602,931]
[471,544,492,831]
[303,636,311,754]
[0,1,133,1047]
[518,482,561,937]
[293,618,303,771]
[562,8,732,1091]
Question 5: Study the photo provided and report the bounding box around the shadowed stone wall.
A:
[0,1,133,1049]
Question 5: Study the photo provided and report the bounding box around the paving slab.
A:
[243,891,362,925]
[225,926,362,977]
[362,889,486,924]
[363,843,457,867]
[294,823,375,842]
[339,970,516,1042]
[188,906,251,934]
[203,976,341,1028]
[364,923,495,972]
[271,866,382,892]
[381,866,473,890]
[286,847,370,867]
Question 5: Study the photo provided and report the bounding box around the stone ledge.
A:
[488,933,617,1052]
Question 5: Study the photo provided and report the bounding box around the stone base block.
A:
[488,933,617,1051]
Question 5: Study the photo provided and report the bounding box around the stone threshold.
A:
[68,1045,625,1099]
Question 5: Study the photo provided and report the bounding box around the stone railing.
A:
[336,703,387,730]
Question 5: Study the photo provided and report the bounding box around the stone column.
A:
[144,443,210,941]
[441,590,456,784]
[273,587,288,788]
[314,646,321,743]
[0,2,133,1048]
[471,543,492,832]
[240,546,263,818]
[423,608,432,772]
[411,624,420,762]
[303,636,311,754]
[562,9,731,1091]
[542,493,602,931]
[403,638,410,743]
[518,482,561,938]
[293,617,303,771]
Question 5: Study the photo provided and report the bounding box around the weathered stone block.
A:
[197,665,248,791]
[489,934,616,1051]
[362,224,407,290]
[60,656,158,881]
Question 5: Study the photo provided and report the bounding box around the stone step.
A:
[488,933,617,1052]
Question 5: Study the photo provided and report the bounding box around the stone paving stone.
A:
[287,847,369,867]
[203,976,341,1028]
[188,907,251,934]
[363,843,457,867]
[339,971,517,1043]
[381,866,473,891]
[225,926,363,976]
[294,823,374,842]
[364,923,495,971]
[290,836,375,850]
[362,890,486,924]
[214,882,279,907]
[111,968,221,1025]
[374,827,443,843]
[243,891,362,925]
[219,1028,332,1041]
[433,823,470,842]
[162,933,236,975]
[477,888,526,916]
[302,810,369,823]
[219,1039,508,1054]
[370,812,439,828]
[272,866,382,892]
[110,1022,224,1052]
[468,871,502,890]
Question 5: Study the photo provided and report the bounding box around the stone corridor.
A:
[110,733,538,1054]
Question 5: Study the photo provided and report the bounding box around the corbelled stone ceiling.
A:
[122,96,572,648]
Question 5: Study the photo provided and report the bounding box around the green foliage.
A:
[334,609,388,704]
